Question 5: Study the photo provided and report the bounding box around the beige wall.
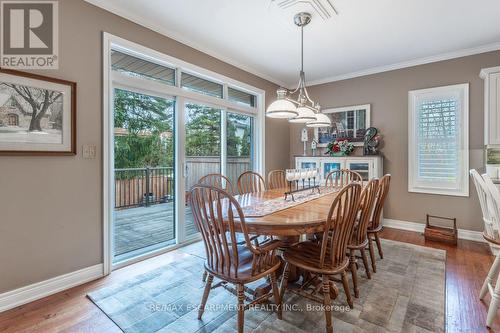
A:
[0,0,288,293]
[291,50,500,232]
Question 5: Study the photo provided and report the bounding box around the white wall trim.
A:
[103,32,266,268]
[307,42,500,87]
[383,218,485,243]
[0,264,103,313]
[408,83,469,197]
[84,1,500,89]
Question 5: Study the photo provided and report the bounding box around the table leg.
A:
[253,236,302,298]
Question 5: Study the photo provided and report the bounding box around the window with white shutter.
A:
[408,84,469,196]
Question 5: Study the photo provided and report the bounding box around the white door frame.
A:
[102,32,265,274]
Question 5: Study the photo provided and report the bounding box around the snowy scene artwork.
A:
[0,69,76,155]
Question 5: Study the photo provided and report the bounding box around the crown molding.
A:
[84,0,288,88]
[306,41,500,87]
[85,0,500,90]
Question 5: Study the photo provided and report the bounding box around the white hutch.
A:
[295,155,383,184]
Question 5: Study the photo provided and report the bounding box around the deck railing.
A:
[115,157,251,209]
[115,167,174,209]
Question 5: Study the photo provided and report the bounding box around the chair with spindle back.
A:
[470,170,497,240]
[280,183,362,333]
[198,174,235,282]
[366,174,391,273]
[473,172,500,328]
[325,169,363,188]
[199,173,235,195]
[267,170,287,190]
[237,171,266,194]
[348,178,379,298]
[190,185,283,333]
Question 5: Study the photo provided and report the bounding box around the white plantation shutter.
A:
[408,84,469,196]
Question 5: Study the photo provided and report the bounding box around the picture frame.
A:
[314,104,370,147]
[0,68,76,155]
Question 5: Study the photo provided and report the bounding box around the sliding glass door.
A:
[112,88,176,263]
[105,36,264,270]
[184,102,222,237]
[226,112,254,189]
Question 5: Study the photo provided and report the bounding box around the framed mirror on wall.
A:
[315,104,370,147]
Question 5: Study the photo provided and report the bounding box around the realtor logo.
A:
[1,0,58,69]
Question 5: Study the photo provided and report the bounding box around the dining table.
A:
[232,186,339,237]
[227,186,342,292]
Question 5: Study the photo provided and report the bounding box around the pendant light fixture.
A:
[266,12,331,128]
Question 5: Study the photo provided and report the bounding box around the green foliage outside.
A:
[114,89,252,170]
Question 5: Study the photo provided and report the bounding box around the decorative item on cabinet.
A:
[301,127,308,156]
[311,138,317,156]
[326,139,354,157]
[364,127,381,155]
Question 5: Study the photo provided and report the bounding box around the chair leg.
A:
[341,271,354,309]
[487,270,500,328]
[237,284,245,333]
[198,273,213,319]
[368,236,377,273]
[202,271,208,282]
[481,254,500,299]
[270,272,282,319]
[349,249,359,298]
[374,232,384,259]
[360,247,372,279]
[280,262,290,298]
[322,275,334,333]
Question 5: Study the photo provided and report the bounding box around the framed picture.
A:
[315,104,370,147]
[0,69,76,155]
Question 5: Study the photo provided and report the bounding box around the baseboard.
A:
[0,264,103,313]
[383,218,485,243]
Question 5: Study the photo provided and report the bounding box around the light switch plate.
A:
[82,144,97,159]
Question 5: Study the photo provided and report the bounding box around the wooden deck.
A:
[114,203,197,260]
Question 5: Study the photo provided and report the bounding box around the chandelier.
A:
[266,12,331,128]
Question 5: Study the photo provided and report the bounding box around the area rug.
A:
[88,239,446,333]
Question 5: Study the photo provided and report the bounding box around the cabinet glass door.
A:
[322,161,343,182]
[347,161,371,181]
[299,161,318,169]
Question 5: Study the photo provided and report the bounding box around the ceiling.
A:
[86,0,500,87]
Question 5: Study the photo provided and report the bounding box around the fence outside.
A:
[114,156,251,209]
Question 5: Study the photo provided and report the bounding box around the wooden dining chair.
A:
[267,169,287,190]
[199,173,234,195]
[325,169,363,188]
[473,172,500,328]
[470,170,497,240]
[237,171,266,194]
[190,184,283,333]
[280,183,361,333]
[366,174,391,273]
[198,174,236,283]
[348,178,379,298]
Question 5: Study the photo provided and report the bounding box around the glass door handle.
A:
[183,162,188,178]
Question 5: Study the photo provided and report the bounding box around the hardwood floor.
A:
[0,227,496,333]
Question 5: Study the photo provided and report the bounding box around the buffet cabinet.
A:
[481,66,500,146]
[295,156,383,184]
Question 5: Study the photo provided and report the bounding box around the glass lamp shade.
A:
[289,106,317,123]
[306,113,331,128]
[266,99,298,118]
